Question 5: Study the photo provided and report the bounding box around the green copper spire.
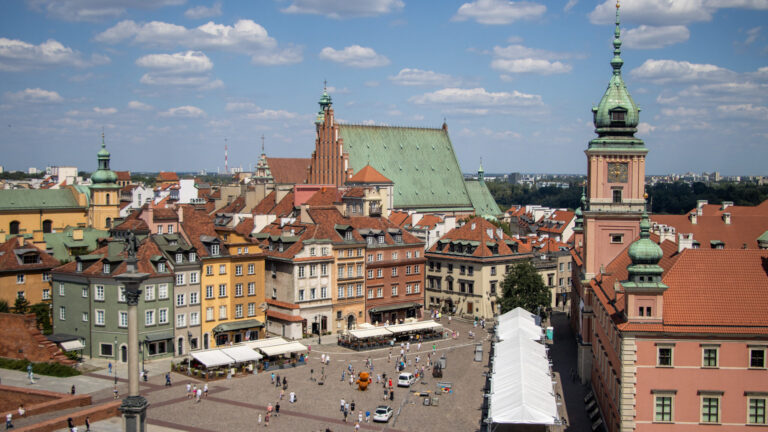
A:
[574,187,585,231]
[91,132,118,185]
[628,211,663,266]
[478,158,485,183]
[316,81,332,124]
[611,1,623,75]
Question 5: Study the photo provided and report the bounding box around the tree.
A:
[29,303,53,335]
[499,261,550,315]
[13,296,30,314]
[0,300,9,313]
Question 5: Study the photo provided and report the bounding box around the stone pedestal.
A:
[120,395,149,432]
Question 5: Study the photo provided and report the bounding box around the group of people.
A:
[185,382,209,402]
[339,398,370,428]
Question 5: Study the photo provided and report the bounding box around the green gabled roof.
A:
[0,189,84,211]
[464,179,502,216]
[339,125,472,210]
[44,227,109,262]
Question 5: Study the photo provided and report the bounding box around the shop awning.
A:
[348,327,393,339]
[144,331,174,342]
[386,320,442,334]
[60,340,85,351]
[212,319,264,333]
[191,350,235,368]
[259,341,308,357]
[221,346,263,363]
[242,337,289,350]
[369,302,422,314]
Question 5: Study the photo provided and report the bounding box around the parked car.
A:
[397,372,416,387]
[373,405,394,422]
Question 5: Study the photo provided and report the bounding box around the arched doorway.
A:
[347,314,355,330]
[203,333,209,350]
[177,337,184,356]
[42,220,52,233]
[9,221,19,235]
[120,345,127,363]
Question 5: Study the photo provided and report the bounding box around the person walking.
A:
[113,385,119,399]
[186,383,192,398]
[165,372,172,386]
[264,412,270,427]
[280,389,284,400]
[270,372,275,385]
[365,410,370,423]
[16,405,24,418]
[282,376,286,389]
[196,387,202,403]
[108,362,112,375]
[257,413,262,425]
[358,411,363,424]
[204,382,209,398]
[275,402,280,417]
[340,398,345,412]
[71,385,76,395]
[350,400,355,412]
[275,374,280,388]
[84,416,91,432]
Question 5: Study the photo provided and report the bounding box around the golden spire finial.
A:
[616,0,620,9]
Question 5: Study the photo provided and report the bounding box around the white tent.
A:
[497,307,537,324]
[242,337,288,350]
[496,318,542,341]
[259,341,308,357]
[348,327,392,339]
[60,340,85,351]
[385,320,443,334]
[221,346,263,363]
[191,350,235,368]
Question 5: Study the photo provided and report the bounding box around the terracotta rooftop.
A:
[216,196,246,214]
[347,164,393,184]
[266,157,310,184]
[413,214,442,230]
[179,205,220,258]
[428,216,527,258]
[116,171,131,181]
[156,172,179,182]
[153,207,178,221]
[252,191,277,215]
[388,211,410,227]
[0,237,60,273]
[306,187,342,207]
[266,298,300,310]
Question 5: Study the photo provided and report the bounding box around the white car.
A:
[397,372,416,387]
[373,405,393,423]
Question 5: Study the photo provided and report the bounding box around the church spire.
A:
[611,1,623,75]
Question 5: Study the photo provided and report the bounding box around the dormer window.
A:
[395,235,403,243]
[189,252,196,262]
[76,261,83,272]
[278,243,284,252]
[377,235,384,244]
[611,110,626,123]
[158,262,166,272]
[22,254,40,264]
[210,244,220,256]
[103,263,110,274]
[175,253,183,263]
[345,231,353,241]
[367,237,374,245]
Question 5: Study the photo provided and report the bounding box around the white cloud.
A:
[139,74,223,89]
[590,0,768,26]
[128,100,153,111]
[410,87,543,107]
[630,59,734,84]
[0,37,109,71]
[95,19,302,65]
[136,51,213,73]
[452,0,546,25]
[318,45,389,68]
[623,25,690,49]
[490,43,573,75]
[364,81,380,87]
[745,26,761,45]
[717,104,768,119]
[27,0,186,22]
[564,0,578,11]
[326,86,350,94]
[281,0,404,18]
[93,106,117,115]
[389,68,459,86]
[5,88,63,103]
[637,122,656,135]
[661,107,706,117]
[184,2,222,19]
[247,109,297,120]
[225,102,258,112]
[159,105,206,118]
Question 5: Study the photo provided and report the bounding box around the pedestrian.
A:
[349,374,354,386]
[71,385,76,395]
[16,405,24,418]
[67,417,73,429]
[258,413,262,425]
[204,382,209,398]
[388,351,392,363]
[341,369,345,381]
[383,388,388,400]
[321,353,325,364]
[366,410,370,423]
[282,376,286,388]
[406,342,410,352]
[351,400,355,412]
[355,421,360,431]
[5,413,12,429]
[358,411,362,424]
[433,344,436,353]
[113,385,119,399]
[289,391,296,403]
[325,354,330,365]
[280,389,284,400]
[196,388,202,403]
[186,383,192,398]
[271,372,275,385]
[340,398,345,412]
[275,374,280,388]
[84,416,91,432]
[376,374,381,383]
[275,402,280,417]
[310,368,314,381]
[108,362,112,375]
[345,402,350,414]
[267,403,273,416]
[343,410,348,422]
[264,412,270,427]
[165,372,171,386]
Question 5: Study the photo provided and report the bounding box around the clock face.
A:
[607,162,628,183]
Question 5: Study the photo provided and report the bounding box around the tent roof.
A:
[60,340,85,351]
[259,341,308,357]
[242,337,289,350]
[191,350,234,368]
[348,327,392,339]
[221,346,263,363]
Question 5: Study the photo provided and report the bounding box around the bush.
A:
[0,357,81,377]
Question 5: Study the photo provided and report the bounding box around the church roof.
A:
[266,158,310,185]
[464,179,502,216]
[338,124,473,211]
[0,188,84,211]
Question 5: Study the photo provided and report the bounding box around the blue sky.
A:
[0,0,766,176]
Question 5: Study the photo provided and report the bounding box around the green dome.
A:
[91,139,117,185]
[628,212,663,265]
[91,169,117,184]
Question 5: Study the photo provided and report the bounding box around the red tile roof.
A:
[413,214,442,230]
[347,165,392,184]
[234,217,255,238]
[116,171,131,181]
[216,196,246,214]
[179,206,219,258]
[343,187,366,198]
[266,158,310,184]
[306,187,342,207]
[0,237,59,273]
[153,208,178,221]
[156,172,179,182]
[53,237,167,277]
[428,216,525,258]
[252,191,277,215]
[271,191,296,217]
[388,211,410,227]
[267,309,304,322]
[266,298,300,310]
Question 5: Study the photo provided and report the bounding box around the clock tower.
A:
[582,1,646,279]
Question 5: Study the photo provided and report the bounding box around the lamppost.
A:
[114,337,118,386]
[115,232,149,432]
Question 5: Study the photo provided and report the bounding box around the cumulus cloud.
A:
[128,100,153,111]
[636,122,656,135]
[745,26,761,45]
[136,51,213,73]
[717,104,768,119]
[95,19,302,66]
[318,45,389,68]
[661,107,707,117]
[184,2,222,19]
[590,0,768,26]
[225,101,298,120]
[630,59,735,84]
[27,0,186,22]
[564,0,578,11]
[93,106,117,115]
[281,0,404,18]
[409,87,543,108]
[5,88,63,103]
[490,43,573,75]
[0,37,109,71]
[139,74,223,89]
[452,0,546,25]
[159,105,206,118]
[623,25,690,49]
[389,68,459,86]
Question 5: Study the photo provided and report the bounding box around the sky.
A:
[0,0,767,176]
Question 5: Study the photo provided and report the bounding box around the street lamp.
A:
[114,232,149,432]
[114,337,118,385]
[141,336,147,374]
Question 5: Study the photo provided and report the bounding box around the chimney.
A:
[689,212,697,225]
[678,233,694,253]
[177,206,184,223]
[722,212,731,225]
[73,228,84,241]
[696,200,707,216]
[721,201,733,210]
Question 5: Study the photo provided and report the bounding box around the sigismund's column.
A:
[115,248,149,431]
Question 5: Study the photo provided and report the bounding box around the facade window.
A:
[190,272,198,284]
[176,273,185,285]
[157,262,166,272]
[367,270,374,279]
[42,272,50,282]
[190,312,200,325]
[118,286,126,302]
[218,284,227,297]
[415,251,420,258]
[613,189,622,203]
[490,281,497,295]
[611,110,626,122]
[392,252,398,260]
[368,254,374,263]
[248,303,256,317]
[356,283,363,297]
[82,311,89,322]
[76,262,83,272]
[219,264,226,275]
[348,285,354,298]
[338,286,345,299]
[206,265,213,276]
[248,263,255,275]
[391,286,398,296]
[145,310,155,326]
[95,285,104,301]
[468,266,474,276]
[309,247,316,256]
[168,225,174,234]
[321,247,328,256]
[211,244,220,256]
[206,307,214,321]
[42,288,50,300]
[157,225,163,234]
[392,268,398,276]
[219,305,227,320]
[406,266,411,275]
[356,263,363,276]
[406,251,412,259]
[748,397,767,425]
[377,253,383,261]
[347,266,353,278]
[205,285,213,299]
[176,253,183,263]
[377,287,383,298]
[378,235,384,244]
[701,396,720,424]
[309,264,317,277]
[145,285,155,301]
[321,286,327,298]
[338,264,345,277]
[119,311,128,328]
[102,263,111,274]
[177,314,186,328]
[248,282,255,296]
[100,343,113,357]
[654,395,673,422]
[176,293,186,307]
[158,284,168,299]
[190,292,199,304]
[750,347,766,368]
[377,269,383,278]
[414,283,420,293]
[59,306,66,320]
[406,284,412,295]
[310,288,316,300]
[702,347,719,368]
[235,265,243,276]
[235,283,243,297]
[298,265,305,278]
[82,287,88,298]
[159,308,168,324]
[299,289,305,301]
[611,234,624,244]
[368,289,374,299]
[322,264,329,276]
[189,252,197,262]
[235,304,243,318]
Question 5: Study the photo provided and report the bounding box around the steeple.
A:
[625,211,666,286]
[574,188,585,232]
[91,132,117,185]
[478,158,485,183]
[316,80,333,124]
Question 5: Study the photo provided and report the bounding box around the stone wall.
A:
[0,313,73,365]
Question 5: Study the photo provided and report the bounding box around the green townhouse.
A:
[51,237,175,362]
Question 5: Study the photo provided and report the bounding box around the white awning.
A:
[191,350,235,368]
[221,346,263,363]
[242,337,288,350]
[259,341,308,357]
[348,327,392,339]
[60,340,84,351]
[386,320,443,334]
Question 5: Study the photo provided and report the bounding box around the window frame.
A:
[653,392,674,423]
[702,345,719,368]
[657,345,674,367]
[747,395,767,425]
[750,346,767,369]
[700,393,721,424]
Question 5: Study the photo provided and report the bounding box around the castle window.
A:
[611,111,625,122]
[9,221,19,235]
[43,219,53,234]
[106,193,110,205]
[612,189,622,203]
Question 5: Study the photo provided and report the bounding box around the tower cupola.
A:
[91,133,118,185]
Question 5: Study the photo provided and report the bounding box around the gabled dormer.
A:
[200,235,222,256]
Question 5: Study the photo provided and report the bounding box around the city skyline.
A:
[1,0,767,175]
